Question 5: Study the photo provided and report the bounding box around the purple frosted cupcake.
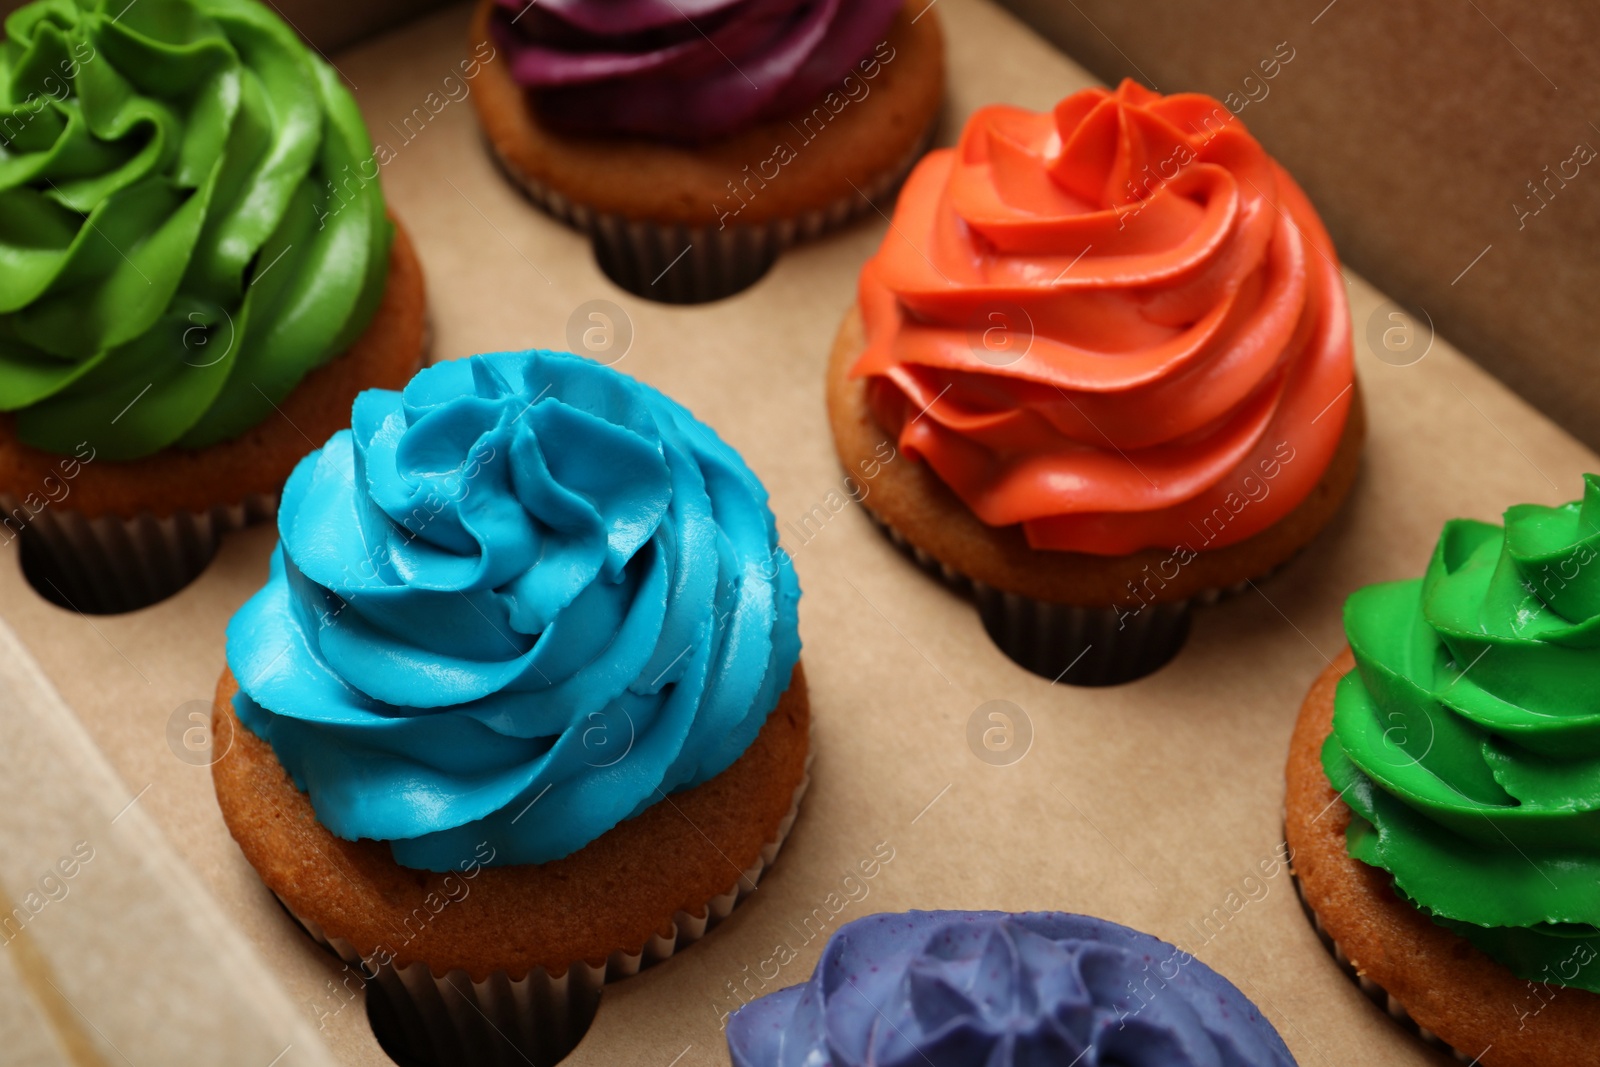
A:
[467,0,945,302]
[728,910,1297,1065]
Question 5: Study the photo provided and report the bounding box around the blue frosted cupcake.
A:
[212,350,808,1065]
[729,910,1297,1065]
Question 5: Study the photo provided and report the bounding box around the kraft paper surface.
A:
[1,2,1593,1064]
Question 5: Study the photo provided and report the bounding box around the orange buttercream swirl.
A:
[852,79,1354,556]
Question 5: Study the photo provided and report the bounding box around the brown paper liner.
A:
[487,124,935,303]
[7,493,278,615]
[872,513,1267,685]
[282,764,810,1067]
[1289,864,1476,1063]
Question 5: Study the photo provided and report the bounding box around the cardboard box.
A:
[2,1,1594,1064]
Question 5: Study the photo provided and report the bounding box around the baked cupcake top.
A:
[0,0,391,460]
[490,0,903,142]
[226,350,801,871]
[852,79,1353,556]
[727,910,1296,1066]
[1325,474,1600,991]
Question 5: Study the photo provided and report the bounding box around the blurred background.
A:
[5,0,1596,449]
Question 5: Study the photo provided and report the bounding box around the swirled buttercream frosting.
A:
[490,0,903,142]
[1325,474,1600,991]
[728,910,1297,1066]
[226,350,802,871]
[852,79,1353,556]
[0,0,392,460]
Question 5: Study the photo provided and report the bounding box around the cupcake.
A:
[0,0,426,613]
[212,350,808,1064]
[1286,474,1600,1065]
[828,79,1363,685]
[468,0,945,303]
[728,910,1298,1065]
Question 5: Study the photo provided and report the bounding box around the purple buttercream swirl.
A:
[727,911,1298,1067]
[492,0,903,141]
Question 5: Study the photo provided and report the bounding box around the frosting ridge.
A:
[226,350,801,870]
[0,0,391,460]
[1324,473,1600,990]
[727,910,1297,1066]
[851,79,1353,556]
[491,0,903,142]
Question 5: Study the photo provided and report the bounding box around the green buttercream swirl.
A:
[0,0,390,460]
[1324,473,1600,992]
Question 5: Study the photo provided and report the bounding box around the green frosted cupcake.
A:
[0,0,426,612]
[1287,474,1600,1065]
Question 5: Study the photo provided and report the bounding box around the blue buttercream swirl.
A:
[226,350,801,871]
[728,911,1297,1067]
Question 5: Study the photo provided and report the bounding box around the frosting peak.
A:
[491,0,904,142]
[728,911,1297,1066]
[227,350,801,870]
[1325,473,1600,990]
[852,79,1354,556]
[0,0,391,460]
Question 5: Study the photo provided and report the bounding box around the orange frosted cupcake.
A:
[829,80,1363,684]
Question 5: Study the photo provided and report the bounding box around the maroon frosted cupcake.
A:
[467,0,945,302]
